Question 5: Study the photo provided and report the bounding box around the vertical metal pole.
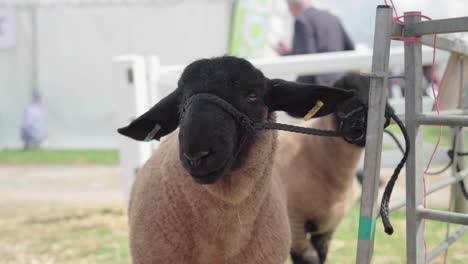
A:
[356,6,393,264]
[454,55,468,213]
[404,12,424,264]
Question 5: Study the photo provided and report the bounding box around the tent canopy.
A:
[0,0,201,8]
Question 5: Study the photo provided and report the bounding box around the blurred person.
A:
[20,91,46,149]
[276,0,355,85]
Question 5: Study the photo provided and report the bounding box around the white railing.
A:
[114,47,434,202]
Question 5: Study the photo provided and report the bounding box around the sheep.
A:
[117,56,354,264]
[275,73,378,264]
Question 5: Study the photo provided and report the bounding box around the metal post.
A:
[454,55,468,213]
[356,6,393,264]
[404,12,425,264]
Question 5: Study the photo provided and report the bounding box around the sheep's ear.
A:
[266,79,355,118]
[118,89,181,141]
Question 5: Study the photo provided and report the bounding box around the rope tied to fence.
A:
[380,112,410,235]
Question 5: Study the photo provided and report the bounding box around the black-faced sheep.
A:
[275,74,378,264]
[118,56,354,264]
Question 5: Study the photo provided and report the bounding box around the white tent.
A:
[0,0,232,148]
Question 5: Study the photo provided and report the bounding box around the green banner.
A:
[229,0,274,58]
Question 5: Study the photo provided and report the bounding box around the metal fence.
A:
[356,5,468,264]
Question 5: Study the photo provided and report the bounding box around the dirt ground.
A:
[0,165,122,206]
[0,164,454,210]
[0,165,127,264]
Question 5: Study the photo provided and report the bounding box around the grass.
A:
[327,205,468,264]
[1,203,466,264]
[0,204,129,264]
[0,149,119,165]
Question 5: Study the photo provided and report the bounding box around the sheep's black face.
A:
[117,56,355,185]
[176,58,268,184]
[334,73,394,146]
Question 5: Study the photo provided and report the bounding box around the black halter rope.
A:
[184,93,410,235]
[183,93,353,138]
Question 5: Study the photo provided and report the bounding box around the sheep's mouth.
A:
[189,159,232,184]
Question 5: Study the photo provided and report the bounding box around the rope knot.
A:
[239,115,257,135]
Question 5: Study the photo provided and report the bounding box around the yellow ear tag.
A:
[303,100,324,121]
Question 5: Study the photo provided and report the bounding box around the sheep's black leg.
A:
[309,231,333,264]
[290,251,320,264]
[290,221,321,264]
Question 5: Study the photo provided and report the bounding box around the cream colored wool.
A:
[275,114,362,259]
[128,114,291,264]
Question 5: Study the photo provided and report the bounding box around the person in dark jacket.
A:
[277,0,355,85]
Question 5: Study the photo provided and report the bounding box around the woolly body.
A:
[129,120,291,264]
[276,114,361,263]
[119,56,354,264]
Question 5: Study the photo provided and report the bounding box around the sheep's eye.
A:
[247,93,258,102]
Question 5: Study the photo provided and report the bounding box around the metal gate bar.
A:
[355,5,393,264]
[421,36,468,55]
[404,17,468,36]
[389,169,468,211]
[356,6,468,264]
[418,208,468,225]
[416,114,468,126]
[427,226,468,262]
[403,11,426,264]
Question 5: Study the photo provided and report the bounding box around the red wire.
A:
[383,2,441,263]
[385,0,400,18]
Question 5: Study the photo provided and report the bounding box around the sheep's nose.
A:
[183,150,210,167]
